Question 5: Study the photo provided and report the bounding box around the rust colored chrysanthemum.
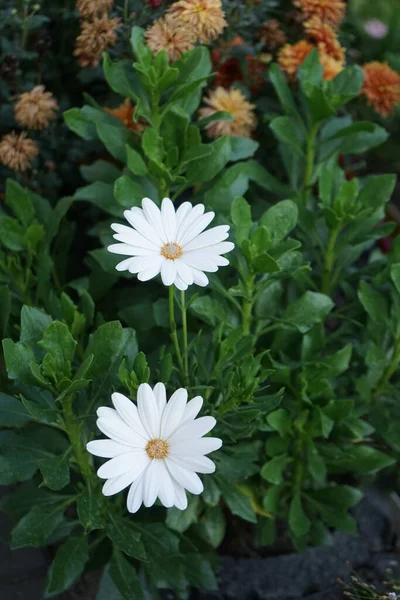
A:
[199,86,257,139]
[167,0,227,44]
[362,61,400,117]
[74,14,120,68]
[304,17,345,63]
[278,40,313,79]
[145,15,195,62]
[105,99,147,132]
[76,0,113,18]
[258,19,287,50]
[0,131,39,172]
[294,0,346,28]
[14,85,58,130]
[319,53,343,80]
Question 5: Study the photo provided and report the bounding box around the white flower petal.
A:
[157,461,176,508]
[161,197,176,242]
[169,437,222,456]
[176,204,205,245]
[127,256,157,274]
[182,396,203,423]
[192,269,209,287]
[161,388,188,439]
[178,211,215,247]
[137,256,165,281]
[183,225,230,252]
[180,253,219,272]
[166,458,204,494]
[102,467,141,496]
[96,409,145,447]
[175,202,193,233]
[86,439,133,458]
[169,454,216,474]
[169,416,216,444]
[142,197,168,244]
[174,273,189,291]
[161,260,177,286]
[111,225,160,251]
[153,382,167,415]
[97,450,148,479]
[175,260,194,286]
[204,241,235,255]
[124,208,163,246]
[108,243,142,256]
[143,459,162,507]
[137,383,160,439]
[111,393,148,441]
[172,480,188,510]
[115,257,136,272]
[127,471,146,513]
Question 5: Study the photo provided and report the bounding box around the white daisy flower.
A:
[86,383,222,512]
[107,197,234,290]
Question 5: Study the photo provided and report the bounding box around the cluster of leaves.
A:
[1,25,400,600]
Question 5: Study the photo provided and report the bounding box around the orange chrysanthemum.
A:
[76,0,113,18]
[362,62,400,117]
[199,86,257,139]
[319,53,343,80]
[294,0,346,28]
[74,14,120,68]
[0,131,39,172]
[259,19,287,49]
[278,40,313,79]
[105,99,147,132]
[304,17,345,63]
[14,85,58,130]
[167,0,227,44]
[145,15,195,62]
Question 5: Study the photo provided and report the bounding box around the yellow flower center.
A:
[146,438,169,460]
[161,242,183,260]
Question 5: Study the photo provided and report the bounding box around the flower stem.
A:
[63,395,92,481]
[321,224,341,296]
[242,275,255,335]
[168,285,185,380]
[123,0,129,22]
[302,122,319,204]
[374,335,400,397]
[181,290,190,386]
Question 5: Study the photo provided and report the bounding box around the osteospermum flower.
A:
[167,0,227,44]
[199,86,257,138]
[278,40,313,79]
[304,17,345,63]
[362,62,400,118]
[87,384,222,512]
[0,132,38,172]
[108,197,234,290]
[145,15,195,62]
[294,0,346,28]
[14,85,58,130]
[74,14,120,68]
[76,0,113,18]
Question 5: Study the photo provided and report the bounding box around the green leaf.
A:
[2,339,39,385]
[260,200,298,245]
[103,54,139,100]
[231,196,252,246]
[114,175,145,208]
[77,481,105,531]
[269,63,301,119]
[357,174,396,212]
[0,216,25,250]
[283,291,334,333]
[391,263,400,295]
[198,505,226,548]
[182,554,218,590]
[81,160,121,184]
[266,409,292,437]
[330,65,364,107]
[289,492,311,537]
[229,136,259,161]
[11,503,66,549]
[0,393,31,427]
[84,321,123,377]
[5,179,35,226]
[110,550,144,600]
[166,496,200,533]
[73,181,121,216]
[187,137,231,184]
[39,452,70,491]
[38,321,77,376]
[270,116,304,156]
[107,514,147,561]
[297,49,323,95]
[307,447,326,484]
[142,127,165,163]
[97,565,125,600]
[0,286,10,338]
[318,407,334,438]
[20,305,52,344]
[96,122,133,163]
[126,146,148,176]
[342,445,396,475]
[45,536,89,596]
[130,26,152,65]
[358,280,388,323]
[217,476,257,523]
[64,107,97,140]
[327,121,388,155]
[197,110,233,128]
[261,453,291,485]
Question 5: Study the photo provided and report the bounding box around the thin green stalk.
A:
[301,122,319,204]
[321,224,341,296]
[123,0,129,22]
[168,285,185,379]
[63,396,92,480]
[20,3,30,54]
[374,336,400,397]
[181,290,190,386]
[242,275,255,335]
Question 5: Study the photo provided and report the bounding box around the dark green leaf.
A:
[39,452,70,491]
[0,393,31,427]
[110,550,144,600]
[11,503,66,549]
[289,492,311,537]
[45,536,89,596]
